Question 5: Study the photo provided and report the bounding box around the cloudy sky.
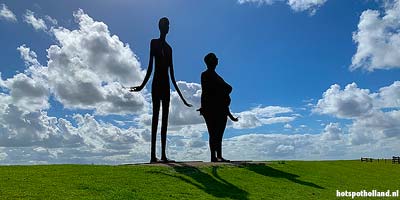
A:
[0,0,399,164]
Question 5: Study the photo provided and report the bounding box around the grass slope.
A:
[0,160,399,199]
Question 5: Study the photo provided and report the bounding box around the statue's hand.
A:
[229,114,239,122]
[184,101,193,107]
[182,99,192,107]
[197,108,203,115]
[129,86,142,92]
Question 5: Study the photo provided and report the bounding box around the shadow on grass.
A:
[242,163,324,189]
[151,163,249,200]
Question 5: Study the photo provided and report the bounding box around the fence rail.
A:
[360,157,400,164]
[393,156,400,164]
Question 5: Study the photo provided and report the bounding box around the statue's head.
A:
[204,53,218,70]
[159,17,169,35]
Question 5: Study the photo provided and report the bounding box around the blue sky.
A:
[0,0,399,164]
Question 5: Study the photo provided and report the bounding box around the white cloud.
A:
[168,81,203,126]
[315,81,400,118]
[0,4,17,22]
[222,128,399,161]
[0,104,82,148]
[350,110,400,145]
[0,45,50,112]
[284,123,292,129]
[377,81,400,108]
[237,0,327,14]
[351,0,400,71]
[0,9,155,163]
[17,45,41,67]
[136,81,296,132]
[72,113,150,151]
[321,123,342,141]
[23,10,48,31]
[314,83,374,119]
[0,152,7,160]
[42,9,148,115]
[94,82,149,115]
[287,0,327,14]
[315,81,400,145]
[0,82,397,164]
[135,81,206,139]
[0,105,399,164]
[262,116,296,124]
[233,106,296,129]
[223,133,335,160]
[275,144,295,155]
[2,73,49,111]
[44,15,57,26]
[0,100,152,163]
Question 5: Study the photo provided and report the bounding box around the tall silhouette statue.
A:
[198,53,238,162]
[131,17,192,163]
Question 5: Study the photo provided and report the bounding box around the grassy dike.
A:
[0,160,398,199]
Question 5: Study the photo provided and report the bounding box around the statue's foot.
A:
[161,157,175,163]
[217,157,230,162]
[211,157,218,162]
[150,157,161,163]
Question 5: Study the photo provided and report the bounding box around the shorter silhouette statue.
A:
[130,17,192,163]
[198,53,238,162]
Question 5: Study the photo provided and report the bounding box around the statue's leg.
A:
[160,96,170,160]
[151,97,161,162]
[216,115,228,159]
[204,113,218,162]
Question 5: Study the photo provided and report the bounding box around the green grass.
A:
[0,160,399,199]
